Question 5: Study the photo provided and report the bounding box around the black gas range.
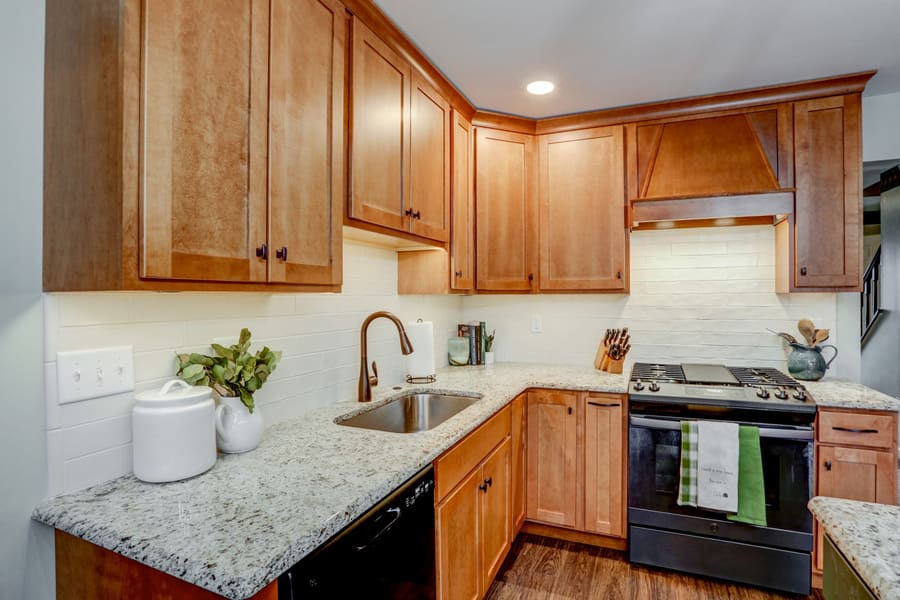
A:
[630,362,816,416]
[627,362,816,595]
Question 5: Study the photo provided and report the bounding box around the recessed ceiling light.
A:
[526,80,554,95]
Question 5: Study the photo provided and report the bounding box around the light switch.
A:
[531,314,543,333]
[57,346,135,405]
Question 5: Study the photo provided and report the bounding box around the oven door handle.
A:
[629,416,814,441]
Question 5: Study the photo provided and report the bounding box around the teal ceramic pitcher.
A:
[787,342,838,381]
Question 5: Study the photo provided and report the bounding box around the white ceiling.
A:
[373,0,900,118]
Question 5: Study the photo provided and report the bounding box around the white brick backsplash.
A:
[43,241,462,494]
[43,227,853,495]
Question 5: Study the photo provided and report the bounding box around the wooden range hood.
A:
[628,106,795,227]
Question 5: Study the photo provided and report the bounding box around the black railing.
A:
[861,245,883,343]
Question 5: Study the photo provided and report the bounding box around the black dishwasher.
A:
[278,465,435,599]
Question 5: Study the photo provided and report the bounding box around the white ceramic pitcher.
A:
[215,396,264,454]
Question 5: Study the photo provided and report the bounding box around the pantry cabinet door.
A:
[348,16,411,232]
[539,126,626,291]
[140,0,268,282]
[268,0,345,285]
[409,74,451,242]
[526,390,578,527]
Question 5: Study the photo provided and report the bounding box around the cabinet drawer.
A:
[818,411,895,449]
[435,406,510,502]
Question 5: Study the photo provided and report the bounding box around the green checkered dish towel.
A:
[677,421,698,507]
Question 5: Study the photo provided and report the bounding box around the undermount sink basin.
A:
[338,392,481,433]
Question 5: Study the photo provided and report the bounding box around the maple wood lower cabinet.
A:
[434,407,512,600]
[525,390,627,540]
[813,408,898,573]
[510,393,527,532]
[44,0,344,291]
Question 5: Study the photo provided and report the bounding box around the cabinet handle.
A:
[588,401,621,407]
[255,244,268,261]
[276,246,288,261]
[568,406,573,415]
[484,477,492,488]
[800,266,807,276]
[825,460,832,471]
[831,426,879,434]
[479,482,488,493]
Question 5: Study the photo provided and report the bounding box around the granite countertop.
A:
[809,497,900,600]
[32,363,627,599]
[806,379,900,412]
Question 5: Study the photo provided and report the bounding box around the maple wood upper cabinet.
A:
[44,0,345,291]
[348,17,450,243]
[267,0,345,286]
[476,128,539,291]
[792,94,862,290]
[451,111,475,291]
[539,126,627,291]
[627,105,793,201]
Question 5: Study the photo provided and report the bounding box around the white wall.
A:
[462,226,849,377]
[863,92,900,162]
[43,241,461,495]
[0,1,55,598]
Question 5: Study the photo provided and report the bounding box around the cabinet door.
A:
[349,17,410,232]
[436,468,481,600]
[268,0,344,285]
[583,394,625,537]
[526,390,578,527]
[480,437,512,592]
[141,0,267,282]
[815,445,896,571]
[409,74,450,242]
[476,128,538,291]
[539,126,626,291]
[450,111,475,291]
[794,94,862,289]
[510,393,527,533]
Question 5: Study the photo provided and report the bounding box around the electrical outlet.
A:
[57,346,135,405]
[531,314,543,333]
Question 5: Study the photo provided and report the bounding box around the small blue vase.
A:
[787,343,837,381]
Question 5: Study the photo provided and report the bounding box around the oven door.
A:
[628,414,814,551]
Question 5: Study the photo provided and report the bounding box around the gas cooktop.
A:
[629,362,816,413]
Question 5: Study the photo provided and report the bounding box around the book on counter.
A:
[457,321,485,365]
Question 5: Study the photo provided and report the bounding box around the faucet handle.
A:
[369,361,379,387]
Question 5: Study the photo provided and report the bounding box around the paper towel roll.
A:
[406,320,435,379]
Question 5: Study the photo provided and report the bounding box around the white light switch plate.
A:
[57,346,135,405]
[531,314,543,333]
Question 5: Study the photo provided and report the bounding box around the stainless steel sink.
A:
[337,392,481,433]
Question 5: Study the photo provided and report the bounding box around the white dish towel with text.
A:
[696,420,740,513]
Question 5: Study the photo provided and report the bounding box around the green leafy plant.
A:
[484,329,496,352]
[176,328,281,413]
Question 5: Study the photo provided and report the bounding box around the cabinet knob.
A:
[478,482,488,493]
[617,271,622,279]
[276,246,288,261]
[413,210,421,220]
[825,460,832,471]
[255,244,268,261]
[484,477,492,488]
[800,266,808,276]
[404,208,414,217]
[568,406,573,415]
[455,270,462,278]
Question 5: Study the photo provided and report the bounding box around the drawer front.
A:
[818,410,895,449]
[435,405,510,502]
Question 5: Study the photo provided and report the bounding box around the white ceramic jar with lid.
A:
[132,379,217,483]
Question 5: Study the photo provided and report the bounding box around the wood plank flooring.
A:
[485,534,825,600]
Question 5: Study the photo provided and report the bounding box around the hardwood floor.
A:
[485,534,825,600]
